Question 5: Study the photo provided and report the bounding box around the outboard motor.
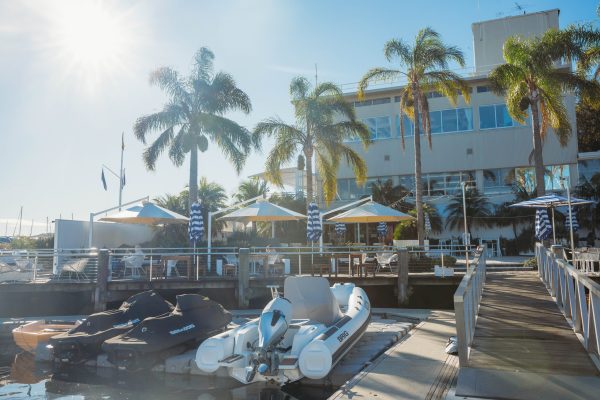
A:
[246,296,292,382]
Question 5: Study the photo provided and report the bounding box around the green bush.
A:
[523,257,538,270]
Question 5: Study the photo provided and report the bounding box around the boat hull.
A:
[12,320,80,354]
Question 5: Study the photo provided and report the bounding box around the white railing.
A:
[453,246,486,366]
[536,243,600,365]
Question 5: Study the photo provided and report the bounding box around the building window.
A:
[578,159,600,183]
[363,116,391,140]
[372,97,391,105]
[514,164,571,193]
[428,108,473,134]
[476,86,490,93]
[395,114,415,137]
[483,168,513,193]
[422,171,475,196]
[479,104,525,129]
[426,91,443,99]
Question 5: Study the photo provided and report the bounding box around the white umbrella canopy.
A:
[99,202,188,225]
[217,199,306,223]
[328,201,413,223]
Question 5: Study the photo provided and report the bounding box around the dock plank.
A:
[456,271,600,400]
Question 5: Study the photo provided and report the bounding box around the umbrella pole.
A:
[551,208,556,244]
[567,186,576,264]
[194,241,198,281]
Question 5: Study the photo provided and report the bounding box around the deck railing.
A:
[1,244,475,284]
[453,246,486,366]
[536,243,600,366]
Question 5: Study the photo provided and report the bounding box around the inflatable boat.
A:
[195,277,370,385]
[12,320,80,354]
[102,294,232,370]
[48,290,173,365]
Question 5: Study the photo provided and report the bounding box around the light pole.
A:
[461,182,470,269]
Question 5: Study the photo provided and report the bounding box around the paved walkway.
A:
[331,310,457,400]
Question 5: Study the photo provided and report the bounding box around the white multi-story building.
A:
[334,9,599,247]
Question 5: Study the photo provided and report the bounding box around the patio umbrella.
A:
[188,202,204,244]
[510,194,592,244]
[335,222,347,235]
[424,213,432,238]
[99,201,188,224]
[562,208,579,232]
[329,201,412,245]
[328,201,413,223]
[218,199,306,238]
[377,222,388,239]
[535,209,553,240]
[307,202,322,242]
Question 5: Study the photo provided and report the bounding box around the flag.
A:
[101,169,107,191]
[121,169,126,188]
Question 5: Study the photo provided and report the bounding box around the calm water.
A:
[0,353,332,400]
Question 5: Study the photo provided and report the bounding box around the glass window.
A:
[337,179,350,200]
[429,111,442,134]
[483,168,513,193]
[457,108,473,131]
[376,117,391,138]
[545,165,570,191]
[578,159,600,183]
[477,86,489,93]
[364,118,377,139]
[372,97,391,105]
[398,175,415,192]
[442,109,458,132]
[479,105,496,129]
[495,104,513,127]
[396,114,414,137]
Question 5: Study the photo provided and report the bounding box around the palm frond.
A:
[133,103,185,144]
[290,76,310,101]
[191,47,215,82]
[488,63,526,95]
[149,67,190,105]
[357,68,402,99]
[168,126,188,166]
[143,126,174,170]
[383,38,412,65]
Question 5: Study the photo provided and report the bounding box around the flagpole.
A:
[119,132,125,211]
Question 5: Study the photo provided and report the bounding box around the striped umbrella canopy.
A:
[335,222,347,236]
[424,213,432,235]
[562,208,579,232]
[535,209,553,240]
[510,194,592,208]
[188,202,204,244]
[377,222,388,238]
[306,202,322,242]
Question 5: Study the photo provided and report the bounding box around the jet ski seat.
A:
[284,277,343,326]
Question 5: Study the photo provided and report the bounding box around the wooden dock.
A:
[456,271,600,400]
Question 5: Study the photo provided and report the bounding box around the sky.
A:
[0,0,597,235]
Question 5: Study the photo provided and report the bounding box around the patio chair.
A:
[376,251,398,273]
[123,254,145,278]
[60,259,89,280]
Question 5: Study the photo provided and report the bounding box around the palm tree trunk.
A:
[305,150,313,208]
[412,85,425,246]
[189,146,198,210]
[530,99,546,196]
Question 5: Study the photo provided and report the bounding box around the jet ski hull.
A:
[103,294,231,371]
[49,290,173,365]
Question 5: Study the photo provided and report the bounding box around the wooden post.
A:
[397,249,409,305]
[94,249,109,312]
[238,248,250,308]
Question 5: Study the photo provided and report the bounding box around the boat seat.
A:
[284,276,342,326]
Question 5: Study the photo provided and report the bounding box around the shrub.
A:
[523,257,538,270]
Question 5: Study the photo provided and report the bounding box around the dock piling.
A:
[397,249,409,305]
[94,249,109,312]
[238,248,250,308]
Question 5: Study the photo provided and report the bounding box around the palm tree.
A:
[445,188,493,235]
[359,28,471,245]
[489,28,600,197]
[493,185,536,239]
[393,204,443,239]
[183,177,229,237]
[253,77,371,207]
[234,178,269,203]
[134,47,253,210]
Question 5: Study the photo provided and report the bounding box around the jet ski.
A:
[102,294,232,370]
[49,290,173,365]
[195,277,370,385]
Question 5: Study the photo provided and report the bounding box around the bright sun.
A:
[51,0,132,90]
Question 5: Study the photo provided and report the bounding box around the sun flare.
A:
[50,0,133,90]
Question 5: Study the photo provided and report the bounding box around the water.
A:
[0,353,332,400]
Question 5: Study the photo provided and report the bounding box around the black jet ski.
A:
[49,290,173,365]
[102,294,232,371]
